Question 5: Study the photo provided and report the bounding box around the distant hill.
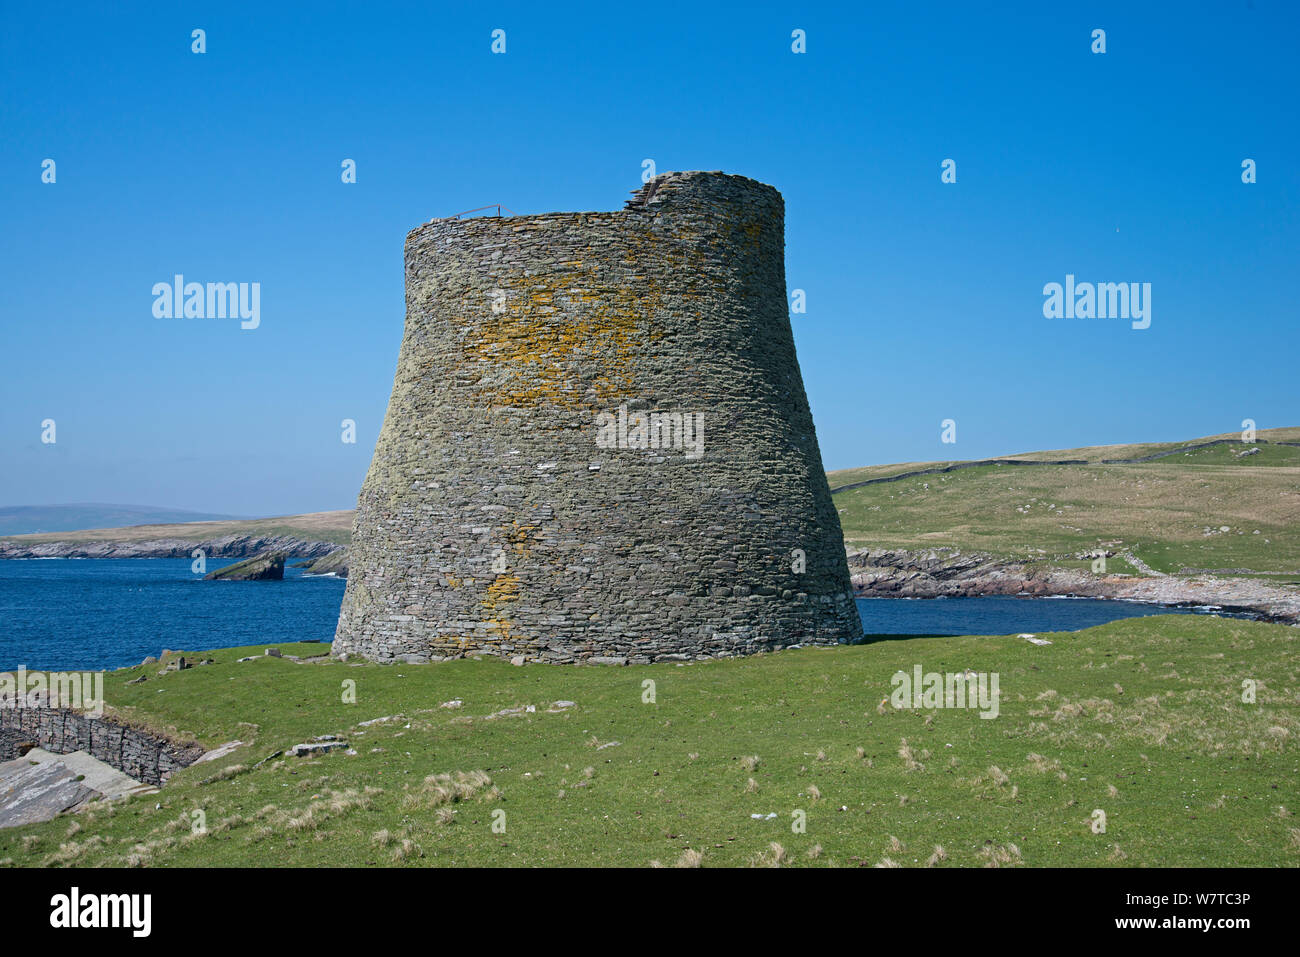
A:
[0,504,242,536]
[0,510,353,559]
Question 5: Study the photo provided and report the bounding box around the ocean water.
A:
[853,595,1216,640]
[0,558,1234,671]
[0,557,346,671]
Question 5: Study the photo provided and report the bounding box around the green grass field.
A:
[829,428,1300,575]
[3,614,1296,868]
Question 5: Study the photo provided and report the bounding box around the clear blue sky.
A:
[2,1,1296,516]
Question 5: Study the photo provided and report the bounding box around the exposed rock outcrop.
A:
[292,548,349,578]
[0,757,101,828]
[204,551,287,581]
[848,547,1300,623]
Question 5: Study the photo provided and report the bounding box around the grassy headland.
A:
[829,427,1300,577]
[0,511,353,550]
[2,614,1296,867]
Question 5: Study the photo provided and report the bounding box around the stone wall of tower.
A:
[332,171,860,664]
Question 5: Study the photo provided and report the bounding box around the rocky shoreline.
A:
[2,536,1295,625]
[0,534,342,560]
[848,548,1300,625]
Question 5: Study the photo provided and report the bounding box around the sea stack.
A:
[204,552,287,581]
[333,171,859,664]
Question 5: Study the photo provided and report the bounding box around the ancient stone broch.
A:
[332,171,859,664]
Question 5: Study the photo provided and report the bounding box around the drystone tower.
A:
[333,171,860,664]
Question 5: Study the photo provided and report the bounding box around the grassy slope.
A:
[827,426,1300,489]
[3,614,1296,868]
[830,430,1300,575]
[0,511,354,547]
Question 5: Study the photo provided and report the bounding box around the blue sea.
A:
[0,558,1237,671]
[0,557,346,671]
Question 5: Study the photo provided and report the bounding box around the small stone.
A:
[288,741,348,757]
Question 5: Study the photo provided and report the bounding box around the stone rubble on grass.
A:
[191,741,245,765]
[288,740,349,758]
[252,750,283,769]
[156,655,213,675]
[358,715,402,727]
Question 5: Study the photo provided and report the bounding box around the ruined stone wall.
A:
[0,709,203,786]
[333,171,860,664]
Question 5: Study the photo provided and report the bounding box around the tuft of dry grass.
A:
[675,848,703,868]
[200,763,248,784]
[1025,752,1061,774]
[750,841,788,868]
[898,738,924,772]
[394,838,423,862]
[403,770,494,810]
[979,842,1022,868]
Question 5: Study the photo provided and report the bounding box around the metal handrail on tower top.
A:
[451,204,516,219]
